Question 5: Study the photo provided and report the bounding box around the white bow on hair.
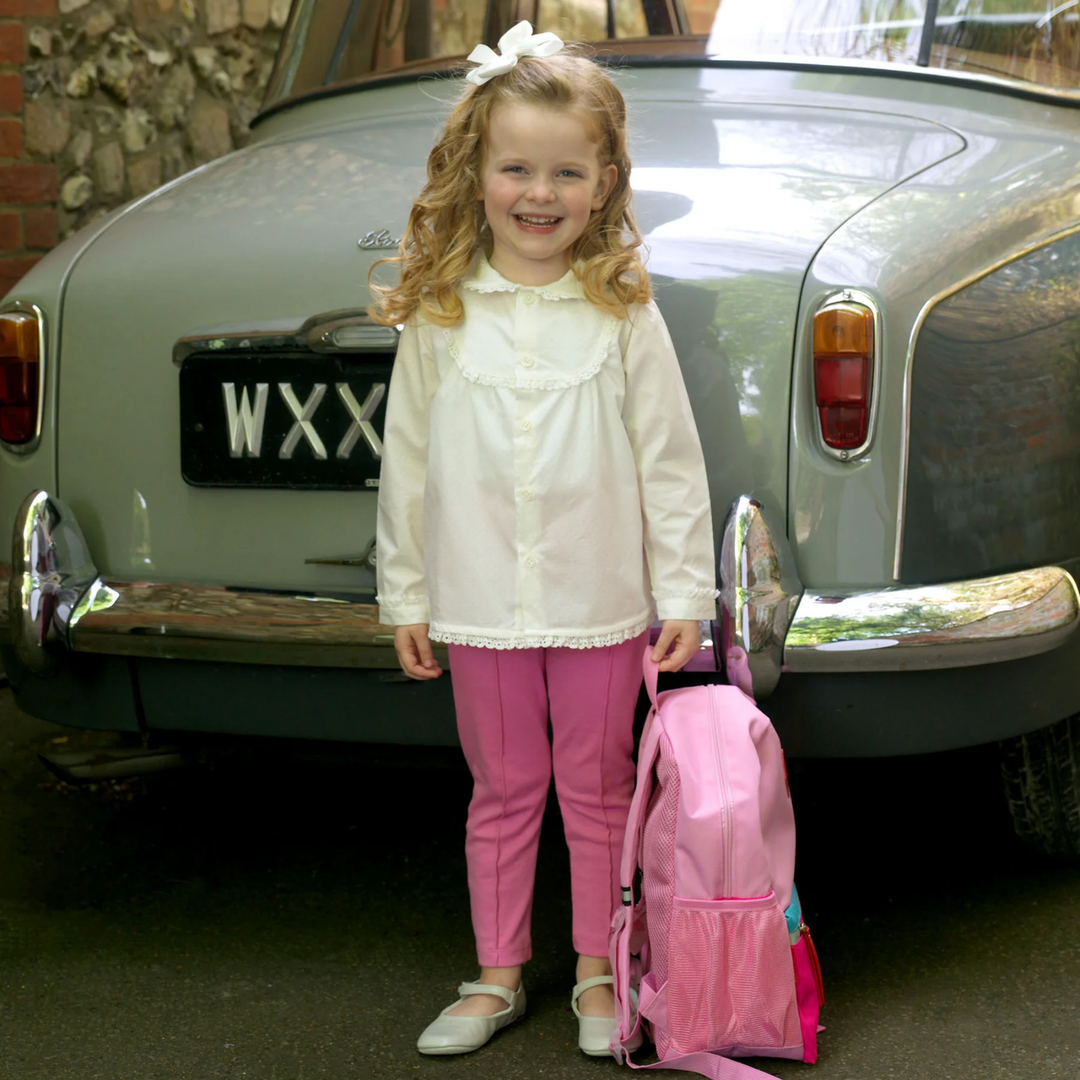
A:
[466,21,565,86]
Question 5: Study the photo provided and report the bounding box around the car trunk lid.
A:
[55,77,964,590]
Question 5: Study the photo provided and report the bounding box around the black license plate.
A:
[180,353,393,490]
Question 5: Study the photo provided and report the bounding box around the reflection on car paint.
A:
[902,226,1080,583]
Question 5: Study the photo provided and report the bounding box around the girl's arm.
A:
[376,321,441,673]
[622,302,718,670]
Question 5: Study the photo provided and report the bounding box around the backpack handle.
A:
[642,645,660,710]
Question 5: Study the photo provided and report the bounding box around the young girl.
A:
[370,23,717,1058]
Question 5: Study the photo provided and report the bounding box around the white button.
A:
[520,489,534,501]
[524,555,536,568]
[523,292,537,305]
[519,355,535,369]
[519,418,532,432]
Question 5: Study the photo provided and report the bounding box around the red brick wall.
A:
[0,0,55,297]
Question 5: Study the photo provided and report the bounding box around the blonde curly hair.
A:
[368,46,651,327]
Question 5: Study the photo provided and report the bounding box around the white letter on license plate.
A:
[279,383,328,460]
[336,382,386,460]
[223,382,269,458]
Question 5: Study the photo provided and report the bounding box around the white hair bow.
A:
[466,21,564,86]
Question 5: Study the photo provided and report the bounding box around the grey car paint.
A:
[901,232,1080,584]
[795,70,1080,588]
[3,61,1079,755]
[49,68,964,597]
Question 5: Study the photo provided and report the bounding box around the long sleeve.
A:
[376,320,440,626]
[621,301,719,621]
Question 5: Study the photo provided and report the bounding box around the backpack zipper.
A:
[709,687,735,895]
[800,922,825,1006]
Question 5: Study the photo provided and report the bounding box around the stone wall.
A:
[1,0,287,295]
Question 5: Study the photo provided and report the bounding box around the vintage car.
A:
[1,0,1078,854]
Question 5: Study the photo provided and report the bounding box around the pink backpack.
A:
[609,651,824,1077]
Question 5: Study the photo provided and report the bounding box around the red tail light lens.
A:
[0,312,41,445]
[813,302,874,452]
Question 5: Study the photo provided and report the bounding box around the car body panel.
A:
[0,214,132,556]
[1,47,1078,755]
[54,71,963,593]
[900,230,1080,584]
[793,76,1080,587]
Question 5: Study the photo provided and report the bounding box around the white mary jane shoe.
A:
[416,980,526,1056]
[571,975,643,1058]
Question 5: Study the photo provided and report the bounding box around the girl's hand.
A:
[651,619,701,673]
[394,624,444,680]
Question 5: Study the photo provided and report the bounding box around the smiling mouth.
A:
[515,214,562,228]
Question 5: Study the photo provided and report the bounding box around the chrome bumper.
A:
[2,490,1076,689]
[1,490,409,674]
[720,496,1080,698]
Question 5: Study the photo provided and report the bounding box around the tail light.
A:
[813,296,876,456]
[0,309,42,446]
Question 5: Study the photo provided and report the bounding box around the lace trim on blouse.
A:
[376,593,429,608]
[460,257,585,301]
[443,315,619,391]
[429,617,652,650]
[462,281,584,302]
[463,280,518,294]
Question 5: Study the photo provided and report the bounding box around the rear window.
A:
[709,0,1080,90]
[263,0,1080,109]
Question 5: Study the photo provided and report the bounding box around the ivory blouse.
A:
[375,256,718,649]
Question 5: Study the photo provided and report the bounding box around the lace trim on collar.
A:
[443,314,618,391]
[461,256,585,301]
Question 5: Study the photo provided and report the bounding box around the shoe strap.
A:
[457,981,518,1006]
[571,974,614,1005]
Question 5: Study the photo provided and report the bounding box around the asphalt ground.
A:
[1,684,1079,1080]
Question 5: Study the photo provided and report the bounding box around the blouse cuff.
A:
[655,590,719,622]
[377,596,432,626]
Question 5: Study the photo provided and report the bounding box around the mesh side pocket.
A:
[665,897,801,1056]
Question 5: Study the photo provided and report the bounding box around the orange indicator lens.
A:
[813,304,873,357]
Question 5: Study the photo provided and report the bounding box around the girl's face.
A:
[479,102,618,286]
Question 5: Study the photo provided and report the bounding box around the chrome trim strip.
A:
[893,220,1080,579]
[8,490,104,675]
[719,495,802,699]
[0,301,46,456]
[0,489,416,670]
[811,289,881,463]
[68,578,120,633]
[66,579,408,668]
[173,312,400,366]
[785,566,1079,673]
[5,490,1072,677]
[0,563,426,668]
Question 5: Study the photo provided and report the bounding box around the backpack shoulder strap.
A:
[627,1050,786,1079]
[620,647,665,897]
[611,649,666,1057]
[619,708,661,904]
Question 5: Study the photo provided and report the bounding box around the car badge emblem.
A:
[357,229,401,250]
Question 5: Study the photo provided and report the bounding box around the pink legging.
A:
[449,633,646,968]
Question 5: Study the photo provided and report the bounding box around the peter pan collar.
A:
[461,254,586,301]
